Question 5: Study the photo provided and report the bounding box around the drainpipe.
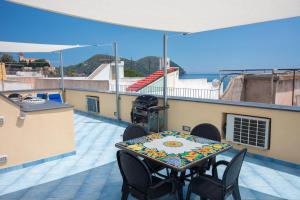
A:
[271,70,274,104]
[163,33,168,130]
[113,42,121,120]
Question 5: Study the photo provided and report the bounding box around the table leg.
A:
[170,170,184,200]
[179,170,186,185]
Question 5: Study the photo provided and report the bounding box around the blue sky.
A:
[1,1,300,73]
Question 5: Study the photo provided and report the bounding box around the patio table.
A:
[115,130,232,200]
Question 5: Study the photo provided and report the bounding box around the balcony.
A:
[0,88,300,200]
[0,111,299,199]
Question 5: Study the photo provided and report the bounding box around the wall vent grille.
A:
[226,114,270,149]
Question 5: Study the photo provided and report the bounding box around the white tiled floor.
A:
[0,111,299,200]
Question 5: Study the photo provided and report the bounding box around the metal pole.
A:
[163,33,168,130]
[0,63,5,91]
[292,70,296,106]
[1,63,4,91]
[59,50,64,91]
[1,77,4,92]
[113,42,121,120]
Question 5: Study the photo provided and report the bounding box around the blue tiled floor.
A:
[0,111,299,200]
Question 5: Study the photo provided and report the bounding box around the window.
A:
[86,96,100,113]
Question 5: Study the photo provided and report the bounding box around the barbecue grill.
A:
[131,95,166,132]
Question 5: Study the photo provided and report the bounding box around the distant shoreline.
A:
[180,73,229,89]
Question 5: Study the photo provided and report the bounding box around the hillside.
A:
[65,54,185,77]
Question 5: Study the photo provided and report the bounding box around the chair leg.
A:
[121,185,129,200]
[166,167,170,177]
[232,182,241,200]
[180,170,186,186]
[186,185,191,200]
[177,185,184,200]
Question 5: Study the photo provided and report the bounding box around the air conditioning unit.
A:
[226,114,270,149]
[86,96,100,113]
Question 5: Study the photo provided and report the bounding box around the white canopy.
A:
[8,0,300,33]
[0,41,85,53]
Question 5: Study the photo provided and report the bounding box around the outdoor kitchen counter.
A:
[0,92,75,169]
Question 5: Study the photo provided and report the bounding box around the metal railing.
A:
[110,84,219,99]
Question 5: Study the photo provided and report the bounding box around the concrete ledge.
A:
[0,151,76,174]
[20,101,73,112]
[1,88,62,94]
[0,90,73,112]
[65,88,300,112]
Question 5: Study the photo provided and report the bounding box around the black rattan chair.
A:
[186,148,247,200]
[117,150,176,200]
[122,124,168,176]
[190,123,221,142]
[123,124,148,141]
[190,123,221,175]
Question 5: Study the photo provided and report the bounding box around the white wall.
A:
[1,81,32,91]
[89,61,124,81]
[92,64,111,80]
[175,79,211,89]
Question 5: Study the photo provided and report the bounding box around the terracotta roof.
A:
[126,67,178,92]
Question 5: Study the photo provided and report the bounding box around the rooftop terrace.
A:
[0,111,299,200]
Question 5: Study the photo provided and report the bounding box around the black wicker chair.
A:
[188,123,222,176]
[191,123,221,142]
[186,148,247,200]
[123,124,148,141]
[117,150,176,200]
[122,124,168,176]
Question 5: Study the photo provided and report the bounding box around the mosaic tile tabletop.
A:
[115,130,232,171]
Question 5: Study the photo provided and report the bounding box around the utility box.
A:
[0,155,7,164]
[0,116,4,127]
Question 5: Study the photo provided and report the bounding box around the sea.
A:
[179,73,230,89]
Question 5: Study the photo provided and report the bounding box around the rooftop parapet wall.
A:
[65,88,300,165]
[4,77,110,91]
[222,73,300,106]
[34,79,109,91]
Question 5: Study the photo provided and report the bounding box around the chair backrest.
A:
[48,93,62,103]
[123,124,147,141]
[190,123,221,142]
[223,148,247,187]
[8,93,22,99]
[117,150,152,193]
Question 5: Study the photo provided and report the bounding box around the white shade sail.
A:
[0,41,86,53]
[8,0,300,33]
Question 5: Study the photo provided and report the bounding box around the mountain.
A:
[64,54,186,77]
[135,56,185,76]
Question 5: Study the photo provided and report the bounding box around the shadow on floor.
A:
[0,161,284,200]
[223,150,300,177]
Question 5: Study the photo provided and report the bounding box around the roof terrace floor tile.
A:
[0,111,299,200]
